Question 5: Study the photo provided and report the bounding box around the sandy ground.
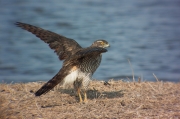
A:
[0,80,180,119]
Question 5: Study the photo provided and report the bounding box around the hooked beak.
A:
[104,43,110,48]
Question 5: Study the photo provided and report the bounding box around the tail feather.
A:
[35,73,63,96]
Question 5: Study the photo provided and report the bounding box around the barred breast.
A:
[79,54,102,74]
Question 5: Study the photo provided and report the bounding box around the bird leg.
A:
[83,91,88,102]
[77,88,83,103]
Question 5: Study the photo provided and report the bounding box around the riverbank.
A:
[0,80,180,119]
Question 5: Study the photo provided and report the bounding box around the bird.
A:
[15,22,110,102]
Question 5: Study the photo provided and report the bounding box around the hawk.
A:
[16,22,109,102]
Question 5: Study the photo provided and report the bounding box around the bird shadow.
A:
[58,87,125,100]
[39,86,125,108]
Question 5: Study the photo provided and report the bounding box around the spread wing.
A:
[15,22,82,60]
[64,47,107,66]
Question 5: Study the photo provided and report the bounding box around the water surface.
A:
[0,0,180,83]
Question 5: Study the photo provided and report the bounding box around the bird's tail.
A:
[35,71,66,96]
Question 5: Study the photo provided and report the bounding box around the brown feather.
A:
[35,66,70,96]
[64,47,107,66]
[15,22,82,60]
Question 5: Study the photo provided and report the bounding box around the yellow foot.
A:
[78,88,83,103]
[79,98,83,103]
[83,92,88,103]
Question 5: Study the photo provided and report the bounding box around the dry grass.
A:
[0,80,180,119]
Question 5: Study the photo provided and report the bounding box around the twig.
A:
[147,82,158,93]
[128,59,135,82]
[35,98,44,117]
[126,77,131,82]
[153,73,159,82]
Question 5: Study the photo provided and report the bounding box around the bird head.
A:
[91,40,110,48]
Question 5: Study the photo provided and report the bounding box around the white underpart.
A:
[78,72,92,85]
[78,72,91,80]
[63,70,78,87]
[62,70,92,88]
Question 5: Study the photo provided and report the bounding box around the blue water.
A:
[0,0,180,83]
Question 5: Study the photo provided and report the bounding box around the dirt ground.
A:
[0,80,180,119]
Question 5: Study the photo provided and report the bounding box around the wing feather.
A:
[15,22,82,60]
[64,47,107,66]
